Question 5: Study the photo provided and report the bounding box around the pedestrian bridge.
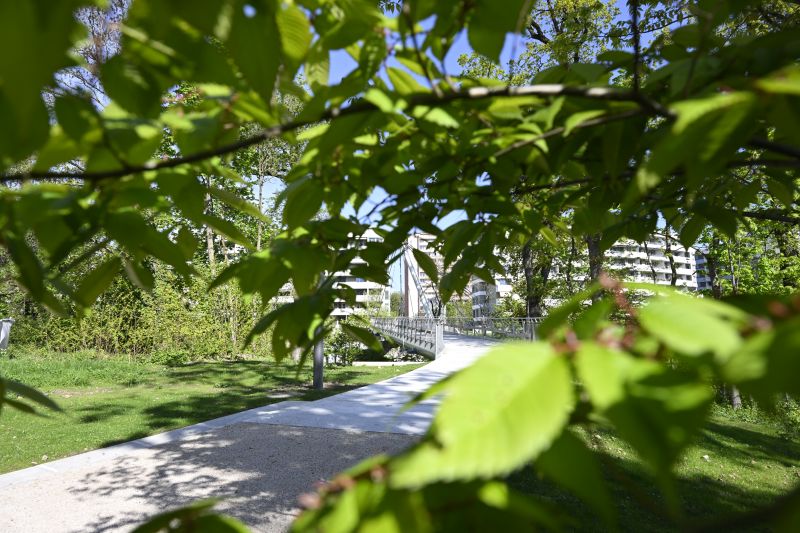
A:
[369,317,542,358]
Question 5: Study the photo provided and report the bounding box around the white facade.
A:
[331,229,391,318]
[695,253,712,290]
[469,235,699,318]
[607,237,698,290]
[404,233,443,317]
[274,230,391,318]
[470,276,515,318]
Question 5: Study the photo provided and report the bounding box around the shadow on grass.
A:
[508,421,800,532]
[73,370,375,449]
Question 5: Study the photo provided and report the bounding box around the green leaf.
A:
[537,283,599,338]
[537,430,617,529]
[411,248,439,284]
[54,95,99,143]
[387,67,427,95]
[640,92,758,188]
[7,236,45,299]
[203,215,254,249]
[276,3,311,73]
[538,226,558,247]
[577,342,713,490]
[76,256,122,307]
[467,0,528,62]
[390,342,574,486]
[208,186,268,221]
[132,500,249,533]
[575,343,636,410]
[124,260,155,291]
[341,323,382,351]
[227,0,281,105]
[305,43,330,90]
[176,226,199,259]
[282,178,324,228]
[638,292,743,360]
[0,0,81,162]
[679,216,705,248]
[411,106,459,128]
[756,65,800,96]
[101,55,163,118]
[32,128,82,172]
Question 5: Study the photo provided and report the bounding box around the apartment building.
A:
[607,237,698,290]
[275,229,391,319]
[695,253,712,290]
[471,276,515,318]
[468,235,699,318]
[331,229,391,318]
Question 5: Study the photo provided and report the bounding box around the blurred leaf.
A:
[227,0,281,105]
[341,323,382,351]
[76,256,122,307]
[132,500,249,533]
[467,0,528,62]
[638,292,743,360]
[411,248,439,285]
[537,430,617,530]
[390,342,574,486]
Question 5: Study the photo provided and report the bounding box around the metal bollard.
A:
[0,318,15,350]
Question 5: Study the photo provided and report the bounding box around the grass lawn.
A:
[0,352,423,474]
[509,408,800,530]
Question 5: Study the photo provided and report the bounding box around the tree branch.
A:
[494,108,645,158]
[748,138,800,161]
[1,84,662,182]
[740,210,800,225]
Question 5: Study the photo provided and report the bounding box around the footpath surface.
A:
[0,335,497,533]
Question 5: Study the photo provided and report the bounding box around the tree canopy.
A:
[1,0,799,530]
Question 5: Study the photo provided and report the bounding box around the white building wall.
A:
[331,229,391,318]
[404,233,443,317]
[470,235,699,318]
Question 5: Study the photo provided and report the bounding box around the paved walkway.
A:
[0,334,497,532]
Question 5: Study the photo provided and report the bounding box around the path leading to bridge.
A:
[0,334,497,533]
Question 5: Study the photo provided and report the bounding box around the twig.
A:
[748,138,800,161]
[401,3,442,97]
[494,108,645,158]
[629,0,641,94]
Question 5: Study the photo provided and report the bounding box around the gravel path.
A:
[0,335,497,532]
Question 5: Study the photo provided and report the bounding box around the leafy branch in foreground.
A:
[293,284,800,531]
[0,0,797,530]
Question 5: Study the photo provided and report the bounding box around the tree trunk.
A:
[585,233,603,303]
[730,385,742,410]
[565,235,577,294]
[220,236,238,350]
[707,237,723,300]
[204,184,217,275]
[522,239,553,318]
[664,228,678,286]
[775,227,799,289]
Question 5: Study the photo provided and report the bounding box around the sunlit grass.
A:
[0,350,422,473]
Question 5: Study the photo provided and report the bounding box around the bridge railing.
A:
[369,317,444,358]
[441,317,543,341]
[369,316,543,356]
